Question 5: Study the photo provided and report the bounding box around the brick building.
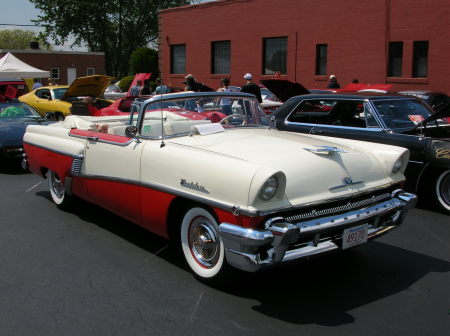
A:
[159,0,450,92]
[0,49,105,85]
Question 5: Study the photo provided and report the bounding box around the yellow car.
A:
[19,75,113,120]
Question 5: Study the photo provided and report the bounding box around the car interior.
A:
[287,99,370,128]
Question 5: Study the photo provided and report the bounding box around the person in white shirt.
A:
[217,78,232,115]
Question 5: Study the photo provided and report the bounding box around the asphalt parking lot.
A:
[1,165,449,336]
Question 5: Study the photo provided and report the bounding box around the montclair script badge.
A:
[180,179,209,193]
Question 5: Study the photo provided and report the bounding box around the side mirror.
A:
[125,125,138,138]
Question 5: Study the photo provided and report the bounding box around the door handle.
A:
[87,136,99,141]
[311,129,323,134]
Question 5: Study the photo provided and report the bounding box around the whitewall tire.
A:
[180,207,229,282]
[48,170,71,208]
[435,169,450,214]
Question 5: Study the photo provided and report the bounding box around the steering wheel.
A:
[219,113,246,126]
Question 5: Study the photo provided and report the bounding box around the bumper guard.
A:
[219,190,417,272]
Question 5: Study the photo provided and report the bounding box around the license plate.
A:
[342,224,368,249]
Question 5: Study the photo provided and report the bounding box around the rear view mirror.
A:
[125,125,138,138]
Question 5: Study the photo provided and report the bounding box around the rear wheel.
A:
[48,170,71,208]
[180,207,231,284]
[434,169,450,214]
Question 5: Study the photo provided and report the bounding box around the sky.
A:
[0,0,86,51]
[0,0,213,51]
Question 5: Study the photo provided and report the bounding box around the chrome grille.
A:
[285,193,391,223]
[71,158,83,174]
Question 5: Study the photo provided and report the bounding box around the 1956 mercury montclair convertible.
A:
[23,92,417,283]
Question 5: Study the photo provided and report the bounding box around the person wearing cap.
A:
[182,74,204,111]
[327,75,340,89]
[184,74,201,92]
[240,73,262,103]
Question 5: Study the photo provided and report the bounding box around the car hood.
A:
[260,79,310,102]
[424,102,450,123]
[169,128,403,206]
[61,75,112,100]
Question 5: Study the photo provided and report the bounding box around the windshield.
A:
[0,102,42,119]
[53,88,67,100]
[260,88,281,102]
[373,99,434,129]
[139,94,270,138]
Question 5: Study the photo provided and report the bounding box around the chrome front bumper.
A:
[219,191,417,272]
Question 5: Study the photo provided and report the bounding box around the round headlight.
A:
[259,176,278,201]
[391,157,403,174]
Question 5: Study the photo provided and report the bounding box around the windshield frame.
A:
[135,92,270,140]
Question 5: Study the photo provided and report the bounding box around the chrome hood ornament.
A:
[303,145,347,155]
[329,177,364,190]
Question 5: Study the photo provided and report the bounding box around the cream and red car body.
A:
[23,92,417,282]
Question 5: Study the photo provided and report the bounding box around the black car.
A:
[0,102,52,167]
[268,89,450,214]
[397,90,450,112]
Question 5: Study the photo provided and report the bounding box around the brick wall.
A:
[159,0,450,93]
[0,50,105,86]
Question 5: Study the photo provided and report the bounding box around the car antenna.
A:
[160,78,165,148]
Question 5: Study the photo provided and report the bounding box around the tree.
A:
[129,47,159,76]
[30,0,197,77]
[0,29,50,50]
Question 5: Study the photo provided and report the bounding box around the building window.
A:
[412,41,428,78]
[171,44,186,74]
[211,41,230,74]
[51,68,60,80]
[388,42,403,77]
[263,37,287,75]
[87,68,95,76]
[315,44,327,75]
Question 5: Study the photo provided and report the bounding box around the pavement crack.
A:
[25,181,42,193]
[190,291,204,321]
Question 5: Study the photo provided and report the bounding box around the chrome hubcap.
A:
[51,171,64,198]
[189,217,219,268]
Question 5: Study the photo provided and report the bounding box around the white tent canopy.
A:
[0,52,50,78]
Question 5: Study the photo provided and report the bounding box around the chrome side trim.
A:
[23,141,84,160]
[285,120,384,131]
[73,173,240,215]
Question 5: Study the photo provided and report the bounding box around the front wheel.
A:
[48,170,71,208]
[434,169,450,214]
[180,207,231,283]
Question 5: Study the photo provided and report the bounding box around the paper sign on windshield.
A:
[408,115,425,124]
